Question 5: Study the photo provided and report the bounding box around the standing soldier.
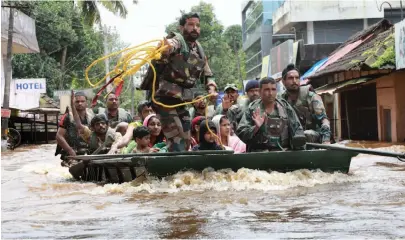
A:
[280,64,331,144]
[236,77,306,152]
[55,92,94,167]
[140,12,215,152]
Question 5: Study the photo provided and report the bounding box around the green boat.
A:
[68,143,404,183]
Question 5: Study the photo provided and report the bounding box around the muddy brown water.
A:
[1,143,405,239]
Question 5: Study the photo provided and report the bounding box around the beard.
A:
[184,30,200,42]
[287,84,300,92]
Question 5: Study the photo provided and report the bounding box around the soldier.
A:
[55,92,94,167]
[97,93,132,128]
[238,79,260,114]
[236,77,306,152]
[280,64,331,144]
[140,12,215,152]
[71,91,122,155]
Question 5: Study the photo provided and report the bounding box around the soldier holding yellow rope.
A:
[139,12,216,152]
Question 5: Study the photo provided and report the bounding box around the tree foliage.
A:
[11,1,128,101]
[164,2,246,90]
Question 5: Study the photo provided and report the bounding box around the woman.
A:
[192,120,224,151]
[123,114,166,153]
[212,115,246,153]
[190,116,205,149]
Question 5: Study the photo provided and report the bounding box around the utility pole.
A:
[233,38,243,88]
[130,76,135,116]
[103,24,112,92]
[1,6,15,141]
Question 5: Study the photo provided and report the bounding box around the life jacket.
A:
[88,128,117,154]
[140,32,207,102]
[97,107,129,128]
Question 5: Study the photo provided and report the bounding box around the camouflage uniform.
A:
[140,32,214,152]
[97,107,132,129]
[55,109,94,163]
[79,126,122,154]
[281,85,331,143]
[236,98,305,152]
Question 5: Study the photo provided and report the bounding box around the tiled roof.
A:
[310,19,395,78]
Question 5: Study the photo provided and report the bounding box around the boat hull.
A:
[69,149,356,183]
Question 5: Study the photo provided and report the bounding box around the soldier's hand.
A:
[222,94,232,110]
[252,108,266,128]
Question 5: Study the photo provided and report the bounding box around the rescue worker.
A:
[97,93,132,128]
[236,77,306,152]
[215,83,244,131]
[139,12,215,152]
[239,79,260,114]
[55,91,94,167]
[71,91,122,154]
[280,64,331,144]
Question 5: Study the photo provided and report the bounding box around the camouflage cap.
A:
[224,83,238,92]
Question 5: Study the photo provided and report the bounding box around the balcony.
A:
[271,0,394,34]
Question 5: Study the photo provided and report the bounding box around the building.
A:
[272,0,403,44]
[241,0,285,79]
[308,19,405,143]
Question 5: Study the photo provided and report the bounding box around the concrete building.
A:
[241,0,285,79]
[272,0,403,44]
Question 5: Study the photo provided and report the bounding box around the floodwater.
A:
[1,142,405,239]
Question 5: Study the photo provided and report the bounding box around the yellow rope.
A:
[85,38,224,150]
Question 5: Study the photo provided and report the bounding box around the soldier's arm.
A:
[160,37,181,57]
[235,109,258,143]
[55,114,76,156]
[310,93,331,142]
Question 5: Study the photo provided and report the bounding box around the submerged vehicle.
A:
[68,143,405,183]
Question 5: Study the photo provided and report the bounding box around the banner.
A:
[260,55,270,78]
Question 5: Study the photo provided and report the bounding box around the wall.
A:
[376,71,405,142]
[394,73,405,142]
[272,0,403,34]
[314,19,364,44]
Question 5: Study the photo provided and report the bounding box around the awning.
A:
[315,78,371,95]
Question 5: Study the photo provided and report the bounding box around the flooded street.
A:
[2,143,405,239]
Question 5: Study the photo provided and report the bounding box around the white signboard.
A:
[14,78,46,93]
[395,19,405,70]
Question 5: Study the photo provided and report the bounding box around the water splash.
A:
[90,168,361,195]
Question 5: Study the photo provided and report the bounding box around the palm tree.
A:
[78,0,135,27]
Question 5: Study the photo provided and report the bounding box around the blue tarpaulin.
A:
[300,58,328,82]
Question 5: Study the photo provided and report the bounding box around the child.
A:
[132,126,153,153]
[192,120,224,151]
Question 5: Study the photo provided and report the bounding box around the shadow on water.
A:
[159,208,208,239]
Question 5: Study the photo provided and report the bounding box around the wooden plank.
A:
[353,71,361,78]
[360,71,369,77]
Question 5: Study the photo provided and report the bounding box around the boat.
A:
[68,145,373,183]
